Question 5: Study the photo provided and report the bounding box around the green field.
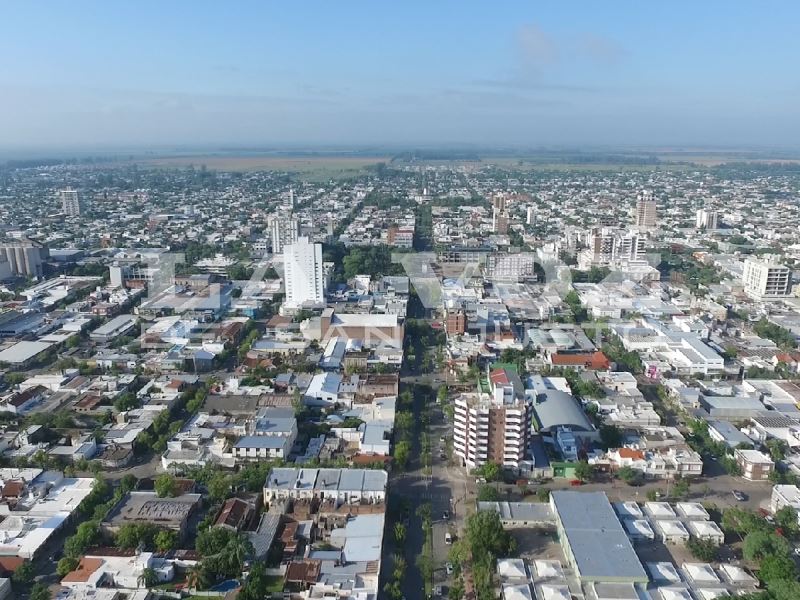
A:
[132,155,389,179]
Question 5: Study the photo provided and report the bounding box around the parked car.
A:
[442,511,450,521]
[732,490,747,502]
[445,562,454,576]
[434,586,443,597]
[445,532,453,545]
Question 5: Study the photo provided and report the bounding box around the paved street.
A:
[391,402,471,600]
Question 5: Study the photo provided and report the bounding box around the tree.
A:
[155,472,179,498]
[138,567,159,588]
[207,472,234,503]
[768,580,800,600]
[672,478,691,500]
[120,474,138,493]
[465,510,516,560]
[464,510,516,600]
[535,489,550,503]
[759,553,797,583]
[687,537,719,561]
[114,392,139,412]
[743,530,790,562]
[393,441,411,470]
[722,508,770,536]
[774,506,800,539]
[720,455,743,476]
[57,556,80,577]
[477,485,500,501]
[155,529,178,552]
[187,563,211,590]
[617,466,641,485]
[12,561,35,585]
[573,461,594,482]
[437,385,448,404]
[116,522,160,550]
[29,584,52,600]
[391,553,407,581]
[766,439,788,462]
[599,424,623,449]
[474,461,502,482]
[394,411,414,439]
[393,522,407,544]
[65,520,100,558]
[449,582,465,600]
[196,526,237,556]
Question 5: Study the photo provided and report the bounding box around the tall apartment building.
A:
[742,258,792,300]
[269,214,301,254]
[0,240,48,278]
[526,206,536,225]
[485,252,538,282]
[616,231,645,262]
[284,237,325,308]
[492,208,509,234]
[60,188,81,216]
[578,228,644,269]
[387,225,414,248]
[453,368,532,470]
[634,191,657,228]
[695,208,719,230]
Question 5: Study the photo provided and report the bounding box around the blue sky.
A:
[1,1,799,149]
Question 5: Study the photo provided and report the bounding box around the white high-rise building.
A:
[615,231,645,262]
[60,188,81,216]
[635,191,657,228]
[742,258,792,300]
[696,208,719,230]
[269,214,300,254]
[284,237,325,308]
[526,206,536,225]
[579,228,644,268]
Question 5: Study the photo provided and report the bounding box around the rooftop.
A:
[551,491,647,583]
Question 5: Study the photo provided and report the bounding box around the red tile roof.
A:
[551,351,610,370]
[61,557,104,583]
[489,369,510,386]
[617,448,645,460]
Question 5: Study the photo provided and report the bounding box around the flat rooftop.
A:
[105,491,201,529]
[551,491,647,583]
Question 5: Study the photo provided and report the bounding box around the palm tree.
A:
[393,522,407,544]
[137,567,158,588]
[187,564,209,591]
[224,535,254,575]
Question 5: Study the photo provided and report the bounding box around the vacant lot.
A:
[509,527,562,561]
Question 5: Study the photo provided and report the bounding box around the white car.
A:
[446,562,454,575]
[445,532,453,545]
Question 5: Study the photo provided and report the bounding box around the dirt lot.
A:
[509,527,563,561]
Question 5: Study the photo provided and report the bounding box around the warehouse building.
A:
[549,491,648,584]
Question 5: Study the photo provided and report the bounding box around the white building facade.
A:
[284,236,325,308]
